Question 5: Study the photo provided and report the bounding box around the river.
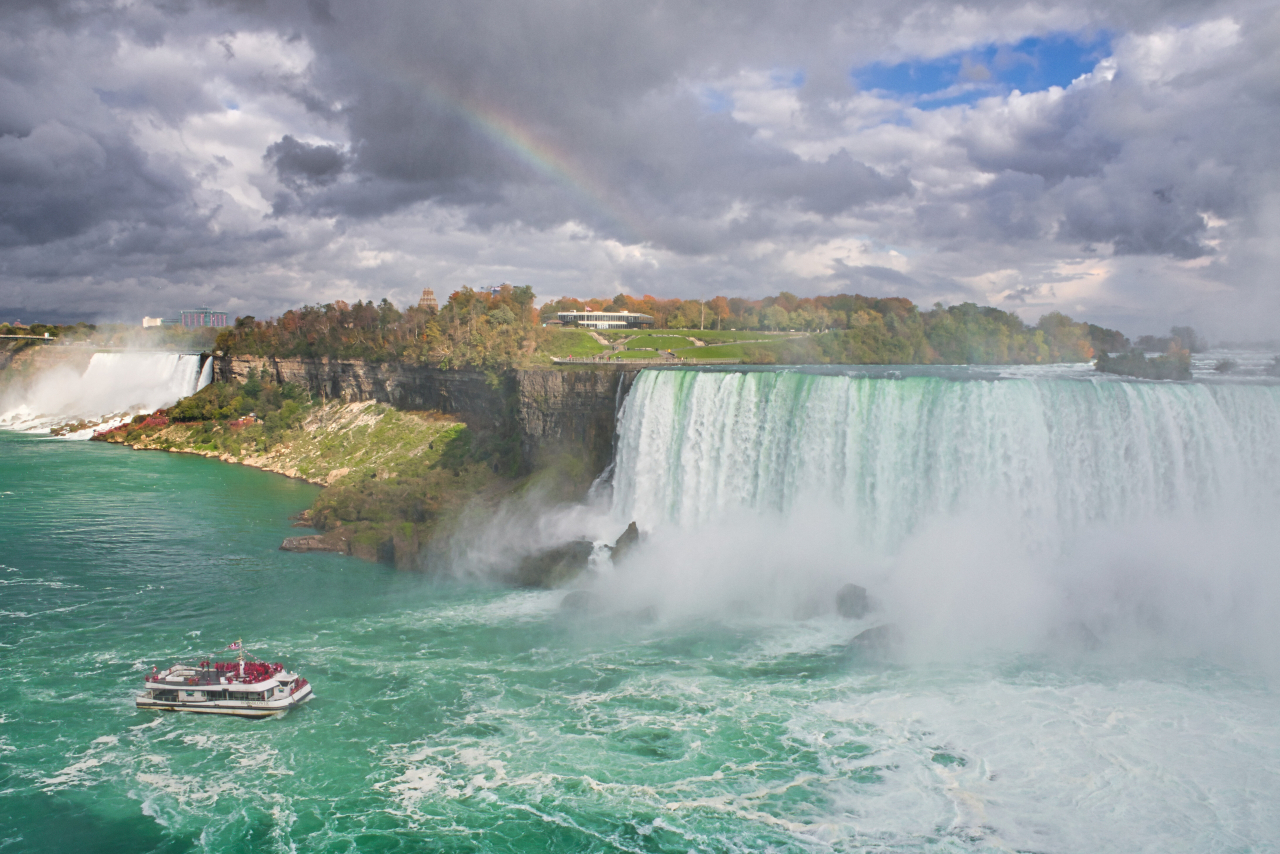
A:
[3,365,1280,852]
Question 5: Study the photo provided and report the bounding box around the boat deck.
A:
[147,661,289,688]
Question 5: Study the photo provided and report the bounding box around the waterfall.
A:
[601,369,1280,660]
[196,354,214,391]
[0,351,208,436]
[613,369,1280,551]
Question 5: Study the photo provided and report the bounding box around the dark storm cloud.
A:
[262,6,916,236]
[0,6,199,250]
[266,135,346,188]
[0,122,191,247]
[833,261,921,290]
[1060,184,1212,259]
[956,91,1122,184]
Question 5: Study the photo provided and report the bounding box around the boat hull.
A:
[136,684,314,718]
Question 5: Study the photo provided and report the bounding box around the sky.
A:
[0,0,1278,340]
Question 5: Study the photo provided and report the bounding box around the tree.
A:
[378,298,402,327]
[488,305,517,325]
[709,296,730,330]
[764,305,788,330]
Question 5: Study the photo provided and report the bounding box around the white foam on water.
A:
[791,670,1280,852]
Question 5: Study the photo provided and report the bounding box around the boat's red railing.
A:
[145,661,286,686]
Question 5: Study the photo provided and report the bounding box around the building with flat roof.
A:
[557,310,655,330]
[180,308,229,328]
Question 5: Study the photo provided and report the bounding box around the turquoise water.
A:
[3,429,1280,852]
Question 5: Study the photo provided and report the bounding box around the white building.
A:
[556,310,655,330]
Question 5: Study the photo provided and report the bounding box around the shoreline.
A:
[88,400,502,567]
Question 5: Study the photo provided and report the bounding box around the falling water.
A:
[0,351,211,436]
[196,353,213,389]
[601,368,1280,664]
[613,369,1280,549]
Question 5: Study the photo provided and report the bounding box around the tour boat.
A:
[137,646,313,718]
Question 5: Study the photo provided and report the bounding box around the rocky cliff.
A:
[513,368,637,475]
[213,356,639,477]
[214,356,509,429]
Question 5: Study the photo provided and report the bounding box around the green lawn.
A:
[538,329,608,358]
[667,329,802,343]
[674,337,821,362]
[672,343,749,360]
[609,350,666,359]
[623,334,697,350]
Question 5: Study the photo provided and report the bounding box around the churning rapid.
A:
[0,351,211,436]
[598,368,1280,666]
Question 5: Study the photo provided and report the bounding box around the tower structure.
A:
[418,289,439,311]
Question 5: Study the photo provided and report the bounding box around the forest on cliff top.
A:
[212,285,1127,368]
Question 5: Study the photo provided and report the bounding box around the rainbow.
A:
[382,65,646,244]
[467,105,641,237]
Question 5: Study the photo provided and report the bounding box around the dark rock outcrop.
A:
[847,623,902,653]
[512,539,595,588]
[835,583,870,619]
[610,521,641,564]
[280,534,344,554]
[282,529,418,569]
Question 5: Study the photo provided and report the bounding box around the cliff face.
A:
[213,356,639,477]
[513,368,637,475]
[215,356,508,428]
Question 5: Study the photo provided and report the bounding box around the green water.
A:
[3,431,1279,853]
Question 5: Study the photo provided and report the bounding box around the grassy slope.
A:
[673,336,823,362]
[667,329,794,343]
[622,334,697,350]
[538,329,608,358]
[673,342,750,360]
[99,401,506,566]
[607,350,664,359]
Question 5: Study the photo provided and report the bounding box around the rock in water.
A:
[560,590,595,612]
[513,540,595,588]
[280,534,346,554]
[847,623,902,653]
[610,521,641,564]
[835,583,869,619]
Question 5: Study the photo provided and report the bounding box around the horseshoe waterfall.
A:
[603,369,1280,660]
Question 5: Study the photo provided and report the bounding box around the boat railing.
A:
[145,661,286,686]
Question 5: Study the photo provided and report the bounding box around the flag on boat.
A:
[225,641,241,650]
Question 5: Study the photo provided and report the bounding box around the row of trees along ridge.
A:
[215,287,1127,367]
